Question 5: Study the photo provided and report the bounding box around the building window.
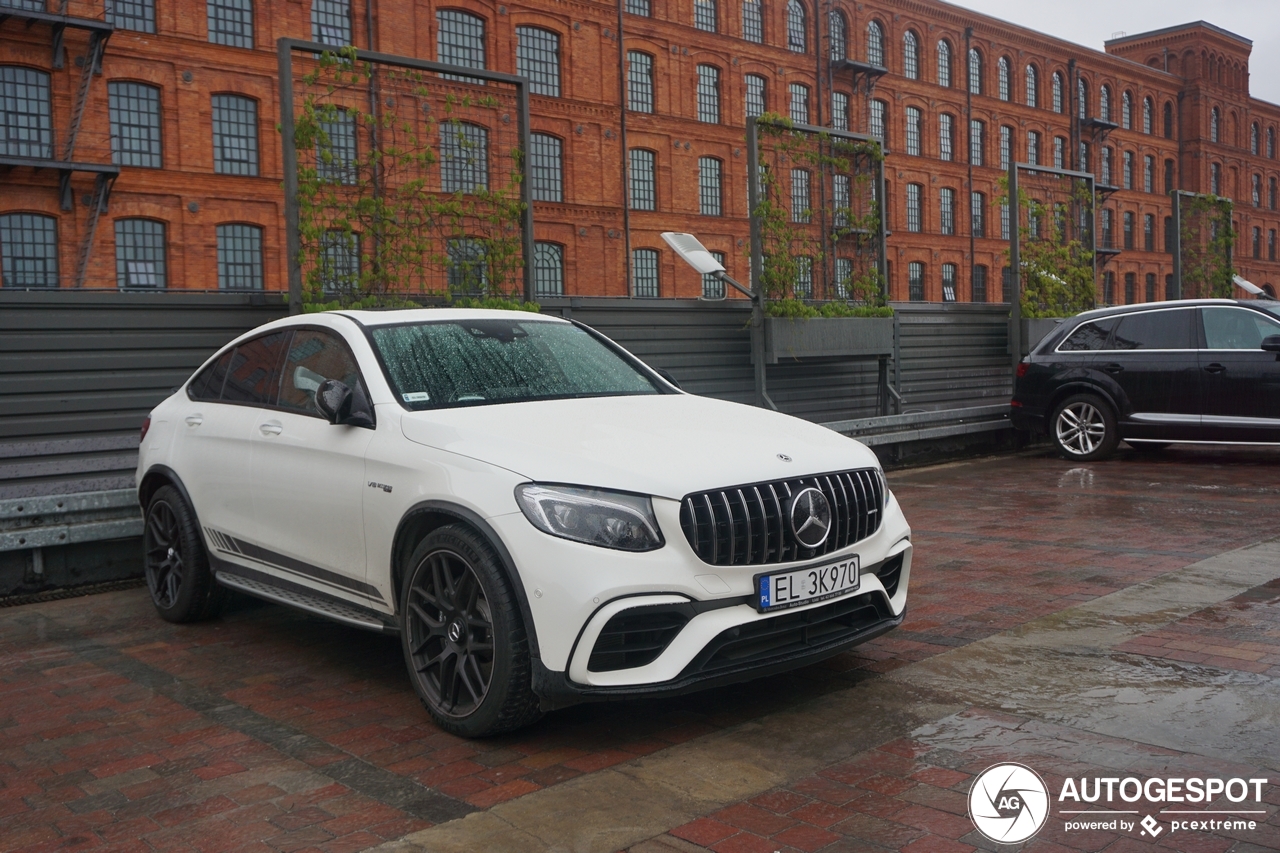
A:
[745,74,766,119]
[970,119,984,166]
[626,0,650,15]
[789,83,809,124]
[1121,91,1131,129]
[0,67,52,159]
[997,57,1010,101]
[1145,272,1156,302]
[1253,226,1262,259]
[903,31,918,80]
[440,122,488,193]
[866,20,884,66]
[1271,176,1277,210]
[1251,122,1260,155]
[208,0,254,48]
[1123,211,1134,250]
[1211,162,1221,195]
[1026,130,1039,166]
[438,10,486,78]
[211,94,258,176]
[906,106,922,156]
[1143,97,1153,134]
[1124,272,1135,304]
[1053,136,1065,169]
[1270,229,1277,261]
[1101,209,1113,248]
[528,133,562,202]
[0,213,58,288]
[1164,102,1174,139]
[632,248,659,296]
[791,169,810,222]
[516,27,560,97]
[1269,127,1276,159]
[1211,107,1219,143]
[828,11,846,60]
[1052,71,1063,113]
[786,0,806,53]
[216,224,263,289]
[533,242,563,296]
[446,238,487,291]
[1165,216,1175,253]
[1000,202,1009,240]
[1099,85,1111,122]
[1024,64,1037,107]
[999,125,1011,170]
[1102,271,1114,304]
[972,265,987,302]
[696,65,720,123]
[939,114,953,161]
[703,250,726,298]
[107,0,156,33]
[834,257,853,298]
[870,99,886,145]
[906,183,922,232]
[1101,147,1112,185]
[107,82,162,168]
[936,40,951,88]
[939,187,954,235]
[1122,150,1133,189]
[1144,155,1154,193]
[1165,159,1175,194]
[1252,173,1262,208]
[794,257,813,298]
[699,157,722,215]
[318,230,359,293]
[968,48,982,95]
[831,92,849,132]
[317,109,357,184]
[695,0,717,33]
[1144,214,1154,251]
[627,52,654,113]
[311,0,350,46]
[971,191,985,238]
[114,219,166,288]
[742,0,762,43]
[1078,78,1087,119]
[908,261,924,301]
[941,263,957,301]
[629,149,656,210]
[833,173,850,226]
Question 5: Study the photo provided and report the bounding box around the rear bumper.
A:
[1010,405,1047,434]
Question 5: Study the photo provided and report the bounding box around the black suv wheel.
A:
[1050,393,1119,461]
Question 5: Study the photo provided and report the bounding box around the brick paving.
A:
[2,446,1280,850]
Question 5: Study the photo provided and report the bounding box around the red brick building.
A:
[2,0,1278,302]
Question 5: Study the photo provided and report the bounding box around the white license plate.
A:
[755,555,860,612]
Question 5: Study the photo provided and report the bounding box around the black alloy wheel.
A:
[401,525,541,737]
[145,499,185,609]
[143,485,225,623]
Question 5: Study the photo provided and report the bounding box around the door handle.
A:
[185,414,203,427]
[259,421,284,436]
[1203,363,1227,374]
[1103,363,1125,374]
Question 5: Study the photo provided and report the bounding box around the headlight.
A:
[515,484,664,552]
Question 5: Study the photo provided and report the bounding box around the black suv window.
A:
[1059,318,1119,351]
[219,331,291,404]
[278,329,366,416]
[1202,307,1280,349]
[1110,309,1194,350]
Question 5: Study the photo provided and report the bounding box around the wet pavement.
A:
[2,445,1279,852]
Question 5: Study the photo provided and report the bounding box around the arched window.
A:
[967,48,981,95]
[437,10,487,73]
[936,40,951,88]
[997,56,1009,101]
[866,20,884,67]
[1121,91,1131,129]
[1270,127,1276,159]
[1211,106,1219,143]
[786,0,806,52]
[440,121,489,193]
[1051,71,1063,113]
[1024,64,1037,107]
[903,31,918,79]
[515,27,560,97]
[1099,84,1111,122]
[1251,122,1260,155]
[828,11,846,61]
[1078,78,1087,119]
[1164,101,1174,138]
[1143,97,1153,134]
[0,212,59,287]
[1211,161,1221,195]
[533,242,564,297]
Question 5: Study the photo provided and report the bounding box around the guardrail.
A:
[0,491,141,584]
[822,404,1013,446]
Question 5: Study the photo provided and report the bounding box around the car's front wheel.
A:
[400,525,542,737]
[1051,393,1119,461]
[143,485,226,622]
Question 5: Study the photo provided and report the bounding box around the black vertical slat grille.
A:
[679,468,884,566]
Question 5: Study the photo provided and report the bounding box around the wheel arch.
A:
[138,464,198,514]
[1046,381,1123,426]
[390,501,542,662]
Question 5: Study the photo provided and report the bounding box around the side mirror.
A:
[315,379,375,428]
[1262,335,1280,353]
[654,368,682,390]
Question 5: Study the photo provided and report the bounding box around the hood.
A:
[397,393,879,499]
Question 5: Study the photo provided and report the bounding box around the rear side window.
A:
[1058,318,1118,351]
[220,331,291,404]
[1110,310,1194,350]
[278,329,366,416]
[188,349,233,400]
[1201,307,1280,349]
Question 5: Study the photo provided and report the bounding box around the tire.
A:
[143,485,226,623]
[400,525,542,737]
[1126,441,1171,452]
[1050,393,1120,461]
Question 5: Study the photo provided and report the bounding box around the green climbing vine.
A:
[1178,193,1235,299]
[997,175,1096,318]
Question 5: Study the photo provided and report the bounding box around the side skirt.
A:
[210,557,398,635]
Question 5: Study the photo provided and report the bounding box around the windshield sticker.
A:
[402,391,431,402]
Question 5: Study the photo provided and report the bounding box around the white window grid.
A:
[1025,65,1037,107]
[903,32,918,79]
[906,183,921,232]
[905,107,921,156]
[997,57,1009,101]
[968,49,981,95]
[786,0,806,52]
[941,263,956,301]
[828,11,845,61]
[866,21,883,66]
[939,114,953,161]
[936,40,950,88]
[939,187,954,235]
[627,52,654,113]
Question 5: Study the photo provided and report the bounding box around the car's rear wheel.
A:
[1051,394,1119,461]
[400,525,541,737]
[143,485,226,622]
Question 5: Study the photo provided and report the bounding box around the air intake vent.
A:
[679,469,884,566]
[588,605,691,672]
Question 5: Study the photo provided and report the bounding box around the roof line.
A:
[1105,21,1252,48]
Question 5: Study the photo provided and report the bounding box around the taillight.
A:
[1015,362,1029,378]
[140,415,152,443]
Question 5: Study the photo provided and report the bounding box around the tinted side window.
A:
[1059,318,1118,351]
[1110,310,1194,350]
[187,349,233,400]
[221,331,290,404]
[1201,307,1280,349]
[278,329,365,416]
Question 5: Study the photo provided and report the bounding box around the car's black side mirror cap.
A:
[315,379,376,428]
[1262,335,1280,352]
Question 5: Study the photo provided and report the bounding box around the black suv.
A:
[1011,299,1280,460]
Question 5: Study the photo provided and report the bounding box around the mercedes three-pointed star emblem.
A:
[789,487,832,549]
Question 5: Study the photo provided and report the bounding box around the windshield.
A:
[370,318,663,410]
